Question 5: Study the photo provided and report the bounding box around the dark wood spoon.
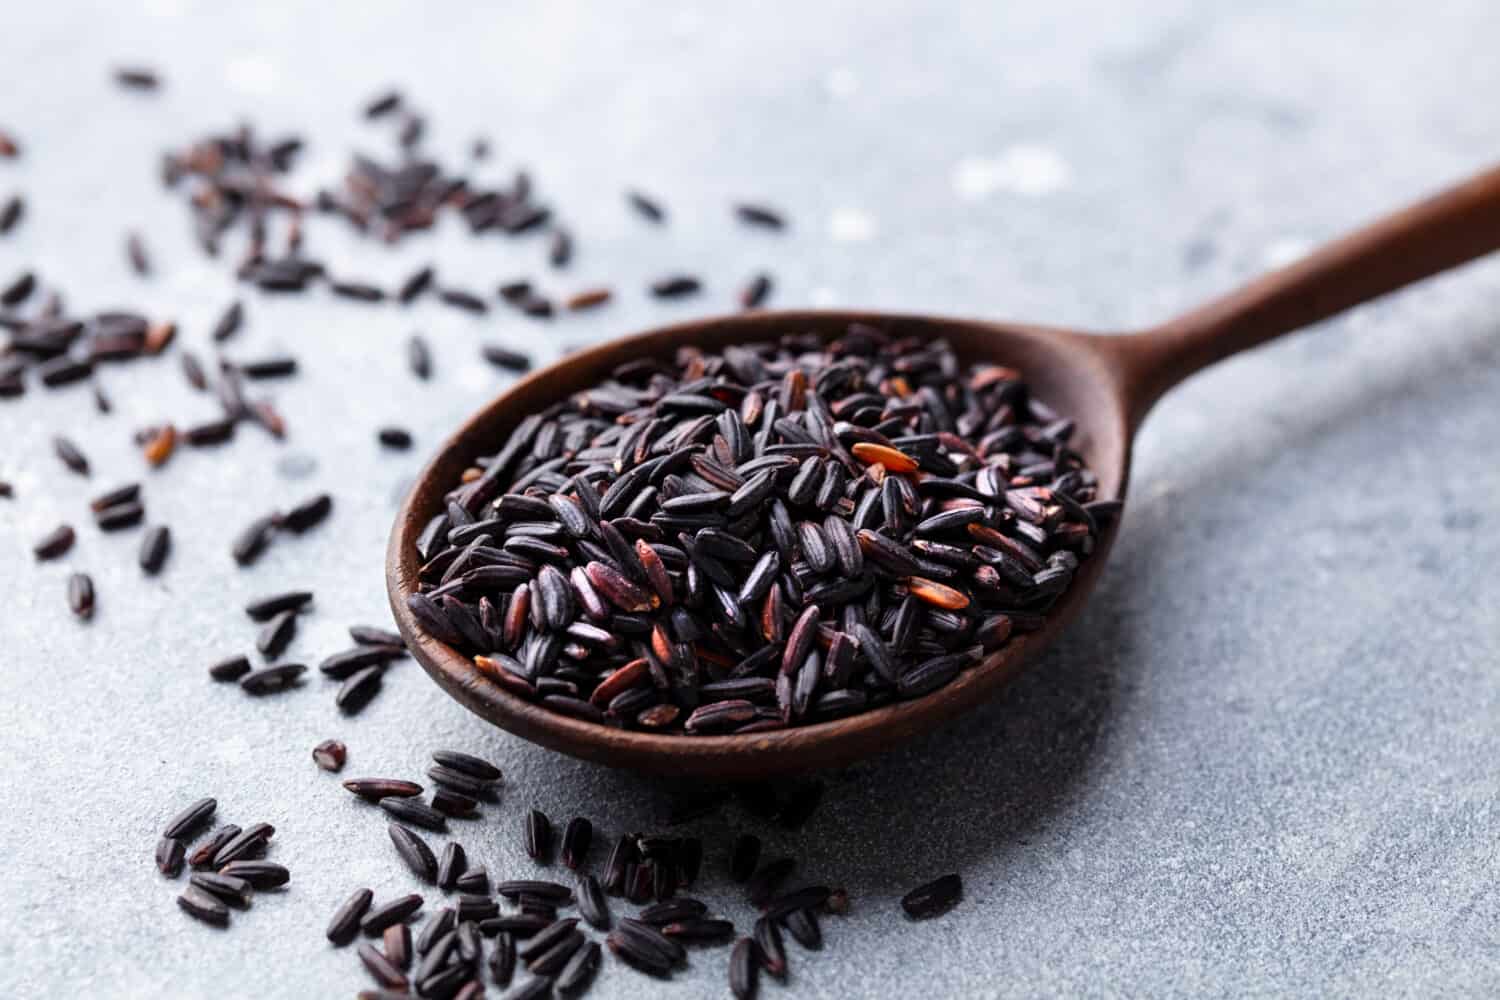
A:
[389,163,1500,777]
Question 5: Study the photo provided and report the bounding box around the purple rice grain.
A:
[190,872,253,908]
[0,195,24,234]
[358,943,409,990]
[177,885,229,926]
[626,191,666,223]
[211,822,274,867]
[189,825,240,868]
[399,268,434,304]
[231,514,279,566]
[337,665,385,712]
[379,796,448,831]
[432,789,479,818]
[556,939,600,994]
[427,764,492,799]
[217,860,289,889]
[255,608,298,659]
[53,436,90,475]
[900,873,962,919]
[565,287,612,311]
[351,624,404,647]
[739,272,773,309]
[437,842,467,889]
[753,917,786,979]
[0,271,33,305]
[312,739,347,771]
[66,572,95,618]
[780,908,821,949]
[239,663,305,693]
[245,590,312,620]
[343,778,423,800]
[34,524,75,560]
[734,203,786,230]
[114,67,161,91]
[163,797,217,839]
[649,274,701,298]
[389,823,438,883]
[320,644,407,678]
[209,654,251,681]
[361,893,423,936]
[156,836,185,876]
[489,931,517,986]
[406,334,432,379]
[438,287,488,314]
[417,907,456,954]
[524,809,553,864]
[481,344,532,372]
[454,866,488,894]
[431,750,501,781]
[383,922,412,970]
[730,936,758,999]
[126,231,151,275]
[561,817,592,869]
[281,492,332,532]
[210,300,243,343]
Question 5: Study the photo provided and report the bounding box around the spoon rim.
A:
[386,308,1129,776]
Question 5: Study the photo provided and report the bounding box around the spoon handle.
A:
[1111,161,1500,427]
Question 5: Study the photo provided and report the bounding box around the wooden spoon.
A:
[389,163,1500,777]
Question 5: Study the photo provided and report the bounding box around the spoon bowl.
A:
[389,163,1500,777]
[388,311,1135,777]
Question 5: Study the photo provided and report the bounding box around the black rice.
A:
[407,324,1103,735]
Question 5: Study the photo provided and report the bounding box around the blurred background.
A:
[2,2,1499,997]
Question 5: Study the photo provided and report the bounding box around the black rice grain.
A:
[379,796,448,832]
[177,885,229,926]
[208,654,251,682]
[216,860,290,888]
[53,436,90,475]
[164,798,217,839]
[239,663,305,694]
[730,936,758,999]
[156,836,185,876]
[344,778,423,801]
[256,608,298,659]
[138,524,171,574]
[900,872,962,919]
[281,493,332,533]
[361,894,423,936]
[437,842,467,889]
[329,888,375,944]
[190,872,253,908]
[389,823,438,883]
[312,739,347,771]
[561,817,592,869]
[67,572,95,619]
[431,750,501,781]
[524,809,553,864]
[189,825,239,869]
[33,524,75,560]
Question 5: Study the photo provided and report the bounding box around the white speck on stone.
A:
[952,145,1074,200]
[828,209,876,243]
[810,287,840,307]
[224,54,279,95]
[825,68,859,99]
[1263,238,1310,268]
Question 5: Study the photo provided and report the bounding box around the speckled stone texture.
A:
[2,2,1499,997]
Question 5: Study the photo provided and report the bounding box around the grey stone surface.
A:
[2,1,1499,997]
